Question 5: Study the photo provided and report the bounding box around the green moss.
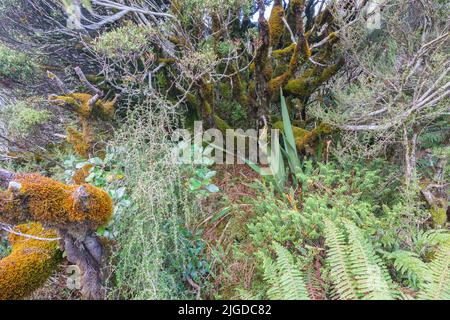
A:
[0,44,36,82]
[214,115,231,133]
[49,93,114,120]
[269,5,285,47]
[430,206,447,226]
[0,100,52,138]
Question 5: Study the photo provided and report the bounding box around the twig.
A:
[186,276,201,300]
[0,222,61,241]
[0,134,65,169]
[282,17,297,44]
[74,66,103,97]
[47,71,69,94]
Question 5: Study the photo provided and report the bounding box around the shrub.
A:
[0,44,36,82]
[0,100,52,139]
[229,160,446,299]
[104,103,208,299]
[92,24,154,60]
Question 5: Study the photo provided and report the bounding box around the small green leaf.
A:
[189,178,202,190]
[205,184,219,193]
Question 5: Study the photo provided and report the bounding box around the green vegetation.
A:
[0,100,52,138]
[0,44,36,83]
[0,0,448,301]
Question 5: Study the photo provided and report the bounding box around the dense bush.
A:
[216,161,449,299]
[0,45,36,83]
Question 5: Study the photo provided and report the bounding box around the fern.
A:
[387,250,431,287]
[236,288,259,300]
[324,219,396,300]
[264,242,310,300]
[344,221,395,300]
[417,242,450,300]
[324,219,359,300]
[415,229,450,251]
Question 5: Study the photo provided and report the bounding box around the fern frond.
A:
[263,254,285,300]
[344,221,395,300]
[265,242,310,300]
[416,229,450,249]
[388,250,432,286]
[236,288,259,300]
[418,242,450,300]
[324,219,359,300]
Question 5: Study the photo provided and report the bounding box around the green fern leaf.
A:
[418,242,450,300]
[388,250,432,286]
[265,242,310,300]
[324,219,359,300]
[344,221,395,300]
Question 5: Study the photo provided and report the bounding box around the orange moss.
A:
[67,127,90,158]
[0,223,61,300]
[72,164,94,184]
[2,173,112,230]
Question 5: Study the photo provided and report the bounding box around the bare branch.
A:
[74,66,103,97]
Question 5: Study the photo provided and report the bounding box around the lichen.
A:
[0,223,61,300]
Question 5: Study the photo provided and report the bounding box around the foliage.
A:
[101,103,211,299]
[92,24,154,60]
[231,159,449,300]
[0,44,36,82]
[0,100,52,139]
